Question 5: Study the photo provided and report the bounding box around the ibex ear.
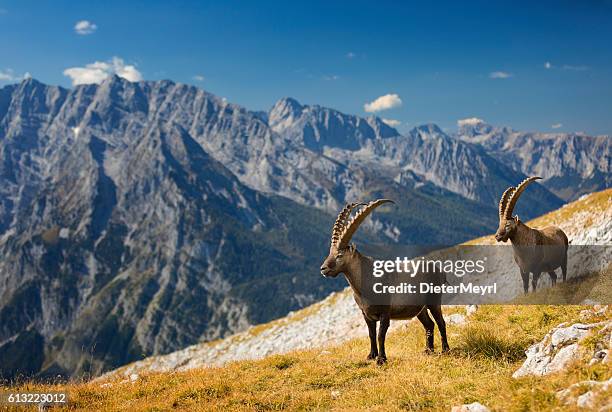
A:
[348,243,356,253]
[514,215,520,223]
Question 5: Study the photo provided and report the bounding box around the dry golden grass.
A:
[3,305,610,411]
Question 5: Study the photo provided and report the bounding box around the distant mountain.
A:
[0,77,540,379]
[268,97,400,151]
[456,120,611,201]
[268,99,562,214]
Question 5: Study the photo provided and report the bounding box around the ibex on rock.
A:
[320,200,449,365]
[495,176,569,293]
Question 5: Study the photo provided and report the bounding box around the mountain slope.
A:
[0,114,343,378]
[0,78,358,378]
[101,189,611,378]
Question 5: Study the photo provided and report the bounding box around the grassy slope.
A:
[5,305,610,411]
[3,189,611,411]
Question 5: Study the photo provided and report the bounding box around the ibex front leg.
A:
[364,316,378,361]
[376,314,390,365]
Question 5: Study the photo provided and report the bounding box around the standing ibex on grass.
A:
[495,176,569,293]
[320,200,449,365]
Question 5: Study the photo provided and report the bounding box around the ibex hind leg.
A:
[417,309,435,353]
[428,305,450,352]
[376,315,390,365]
[532,272,541,292]
[521,270,529,294]
[547,270,557,287]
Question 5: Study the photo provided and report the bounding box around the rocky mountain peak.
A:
[268,98,399,151]
[365,115,401,138]
[457,118,495,138]
[412,123,446,137]
[272,97,303,114]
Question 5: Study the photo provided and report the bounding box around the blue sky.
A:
[1,0,611,134]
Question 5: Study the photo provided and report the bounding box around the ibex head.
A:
[320,199,394,277]
[495,176,541,242]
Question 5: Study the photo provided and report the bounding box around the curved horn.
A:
[504,176,542,219]
[498,186,515,220]
[331,202,365,248]
[337,199,395,250]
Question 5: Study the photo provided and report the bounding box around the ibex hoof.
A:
[442,346,451,353]
[376,356,387,366]
[424,348,434,355]
[366,353,378,361]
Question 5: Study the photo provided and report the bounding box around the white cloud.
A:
[193,75,205,82]
[323,74,340,81]
[457,117,485,127]
[381,118,401,127]
[551,123,563,129]
[63,57,143,86]
[544,62,589,72]
[0,69,30,82]
[346,52,356,59]
[489,71,513,79]
[364,93,402,113]
[0,70,13,81]
[562,64,588,71]
[74,20,97,35]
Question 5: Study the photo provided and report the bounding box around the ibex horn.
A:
[331,202,365,248]
[337,199,395,250]
[504,176,542,219]
[498,186,515,220]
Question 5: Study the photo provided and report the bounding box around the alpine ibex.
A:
[320,200,449,365]
[495,176,569,293]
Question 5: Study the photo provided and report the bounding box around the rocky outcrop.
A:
[556,378,612,410]
[445,313,468,326]
[451,402,490,412]
[513,306,611,378]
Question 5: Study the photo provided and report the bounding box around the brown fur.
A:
[495,177,569,293]
[321,201,449,365]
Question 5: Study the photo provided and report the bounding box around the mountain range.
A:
[0,76,608,379]
[457,119,611,201]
